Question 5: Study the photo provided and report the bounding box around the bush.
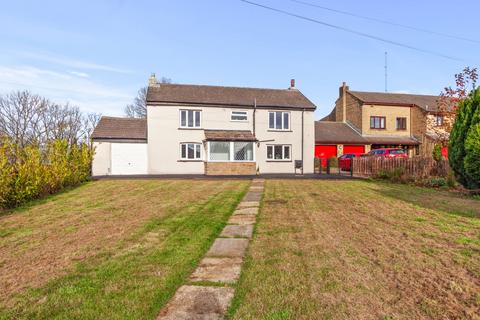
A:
[424,177,447,188]
[375,168,405,183]
[0,138,93,209]
[432,144,442,162]
[328,156,338,168]
[449,88,480,189]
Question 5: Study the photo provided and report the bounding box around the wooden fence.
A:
[352,157,450,178]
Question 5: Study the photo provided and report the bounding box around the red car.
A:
[338,153,362,171]
[367,148,408,158]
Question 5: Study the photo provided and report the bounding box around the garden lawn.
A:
[229,180,480,320]
[0,179,249,319]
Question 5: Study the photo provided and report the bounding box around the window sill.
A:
[369,128,386,130]
[396,129,407,131]
[230,120,249,122]
[178,127,203,130]
[267,129,292,132]
[266,160,292,162]
[177,159,204,162]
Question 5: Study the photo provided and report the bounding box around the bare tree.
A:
[0,90,101,146]
[125,77,171,118]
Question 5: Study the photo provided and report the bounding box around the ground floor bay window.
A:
[208,141,255,162]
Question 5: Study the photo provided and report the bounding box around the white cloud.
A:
[17,51,131,74]
[69,70,90,78]
[0,65,132,115]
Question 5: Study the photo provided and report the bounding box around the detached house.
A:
[315,82,452,160]
[92,75,316,176]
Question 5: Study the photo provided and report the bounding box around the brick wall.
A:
[411,106,426,138]
[345,93,363,131]
[204,162,256,175]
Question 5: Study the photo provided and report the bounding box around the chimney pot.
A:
[290,79,295,88]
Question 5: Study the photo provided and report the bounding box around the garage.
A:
[343,145,365,155]
[111,143,148,175]
[91,117,148,176]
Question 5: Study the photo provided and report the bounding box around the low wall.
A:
[205,162,256,175]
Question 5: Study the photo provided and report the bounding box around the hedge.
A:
[0,138,93,209]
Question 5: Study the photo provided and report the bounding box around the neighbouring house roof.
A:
[147,83,316,110]
[348,91,449,112]
[204,130,257,142]
[315,121,420,146]
[364,136,420,146]
[92,116,147,140]
[315,122,367,144]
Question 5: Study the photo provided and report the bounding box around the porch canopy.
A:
[204,130,257,142]
[204,130,256,162]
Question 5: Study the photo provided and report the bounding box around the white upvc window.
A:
[267,144,291,161]
[208,141,255,162]
[268,111,290,130]
[231,111,248,121]
[180,143,202,160]
[180,109,201,128]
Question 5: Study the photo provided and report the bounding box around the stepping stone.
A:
[250,186,264,191]
[157,285,234,320]
[220,225,253,238]
[206,238,249,257]
[228,214,256,225]
[243,192,262,202]
[189,257,243,283]
[237,201,259,208]
[233,207,258,215]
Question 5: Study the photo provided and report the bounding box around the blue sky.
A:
[1,0,478,119]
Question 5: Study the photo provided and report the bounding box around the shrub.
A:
[449,88,480,189]
[432,144,442,162]
[446,172,456,188]
[0,138,93,209]
[375,168,405,183]
[328,156,338,168]
[425,177,447,188]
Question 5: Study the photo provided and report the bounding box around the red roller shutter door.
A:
[343,145,365,155]
[315,145,337,167]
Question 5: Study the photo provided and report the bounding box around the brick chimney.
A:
[340,82,349,123]
[289,79,297,90]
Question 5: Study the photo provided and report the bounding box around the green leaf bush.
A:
[0,138,93,209]
[449,89,480,189]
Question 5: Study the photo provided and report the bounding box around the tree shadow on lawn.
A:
[366,181,480,219]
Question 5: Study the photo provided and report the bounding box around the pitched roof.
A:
[349,91,443,112]
[204,130,256,141]
[92,116,147,140]
[315,122,367,144]
[364,136,420,146]
[147,83,316,110]
[315,121,420,145]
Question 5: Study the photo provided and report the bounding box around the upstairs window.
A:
[231,111,248,121]
[435,115,444,127]
[180,110,201,128]
[396,117,407,130]
[268,111,290,130]
[370,116,386,129]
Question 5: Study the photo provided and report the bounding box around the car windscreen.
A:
[389,149,405,154]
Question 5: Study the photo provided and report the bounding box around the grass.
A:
[0,179,249,319]
[228,179,480,320]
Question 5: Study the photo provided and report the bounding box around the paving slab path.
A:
[157,179,264,320]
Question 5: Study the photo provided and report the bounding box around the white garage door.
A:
[111,143,148,175]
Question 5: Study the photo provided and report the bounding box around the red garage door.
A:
[315,145,337,167]
[344,145,365,155]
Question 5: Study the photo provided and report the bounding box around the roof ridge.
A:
[101,116,145,121]
[349,90,439,98]
[155,82,296,92]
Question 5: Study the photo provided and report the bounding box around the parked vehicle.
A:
[338,153,362,171]
[367,148,408,158]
